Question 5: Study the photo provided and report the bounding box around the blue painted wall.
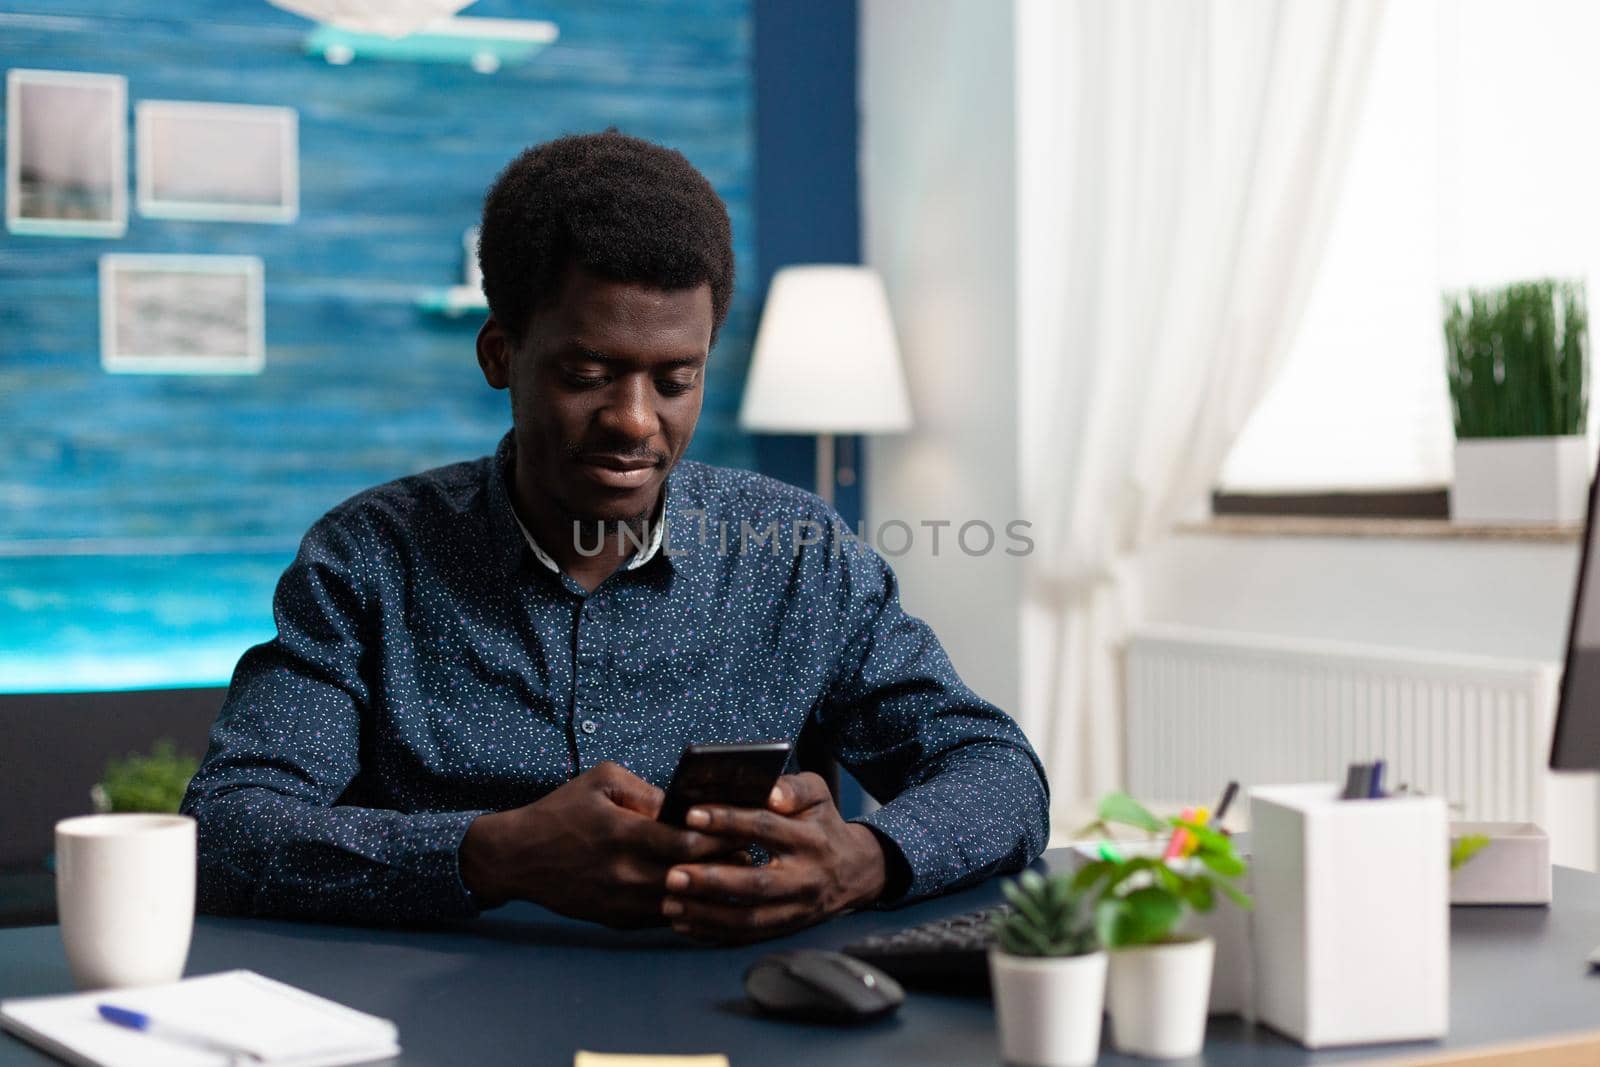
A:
[752,0,863,524]
[0,0,762,691]
[752,0,865,815]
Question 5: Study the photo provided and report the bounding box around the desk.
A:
[3,849,1600,1066]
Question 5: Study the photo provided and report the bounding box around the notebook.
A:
[0,970,399,1067]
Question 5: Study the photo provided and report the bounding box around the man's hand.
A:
[660,771,888,943]
[459,761,729,928]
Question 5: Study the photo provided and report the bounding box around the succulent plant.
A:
[992,869,1099,958]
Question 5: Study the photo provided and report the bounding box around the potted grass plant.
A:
[42,740,200,878]
[1443,278,1590,524]
[90,739,200,814]
[1073,794,1251,1060]
[988,870,1106,1067]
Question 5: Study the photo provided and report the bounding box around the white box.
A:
[1449,822,1551,906]
[1250,784,1449,1048]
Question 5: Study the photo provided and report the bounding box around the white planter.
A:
[1106,937,1214,1060]
[1452,435,1589,525]
[988,948,1107,1067]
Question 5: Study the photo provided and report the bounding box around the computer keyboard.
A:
[841,904,1010,991]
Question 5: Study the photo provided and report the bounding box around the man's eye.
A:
[564,373,607,389]
[657,378,696,396]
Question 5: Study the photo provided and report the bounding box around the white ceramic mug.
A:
[55,813,196,990]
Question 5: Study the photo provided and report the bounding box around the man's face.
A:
[478,265,712,525]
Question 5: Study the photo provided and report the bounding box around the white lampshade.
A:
[739,265,912,434]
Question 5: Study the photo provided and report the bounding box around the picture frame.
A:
[5,69,128,237]
[464,225,482,290]
[99,254,265,375]
[136,101,298,223]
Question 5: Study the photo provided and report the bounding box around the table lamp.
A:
[739,265,913,505]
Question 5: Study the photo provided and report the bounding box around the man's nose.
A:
[599,375,660,443]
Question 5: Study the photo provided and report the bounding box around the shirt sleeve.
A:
[179,510,486,924]
[815,536,1051,905]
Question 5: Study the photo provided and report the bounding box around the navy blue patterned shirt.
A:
[182,433,1050,923]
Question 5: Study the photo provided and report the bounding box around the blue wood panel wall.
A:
[752,0,861,524]
[0,0,756,690]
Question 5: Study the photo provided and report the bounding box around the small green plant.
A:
[91,739,200,814]
[992,869,1099,957]
[1443,278,1589,439]
[1072,793,1251,949]
[1451,833,1490,872]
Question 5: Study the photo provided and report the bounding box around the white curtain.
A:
[1017,0,1387,805]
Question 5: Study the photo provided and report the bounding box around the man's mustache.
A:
[564,442,668,467]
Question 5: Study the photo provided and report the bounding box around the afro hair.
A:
[478,130,735,344]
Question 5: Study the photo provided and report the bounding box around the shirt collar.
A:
[489,431,672,577]
[509,499,666,574]
[486,432,530,577]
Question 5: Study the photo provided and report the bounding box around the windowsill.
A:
[1178,516,1582,543]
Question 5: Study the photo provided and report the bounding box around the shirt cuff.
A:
[410,808,492,918]
[851,819,914,906]
[853,804,939,903]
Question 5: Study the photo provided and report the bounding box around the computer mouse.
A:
[743,949,905,1024]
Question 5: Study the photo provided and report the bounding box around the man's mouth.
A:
[575,454,660,490]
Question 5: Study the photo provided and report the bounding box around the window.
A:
[1219,0,1600,499]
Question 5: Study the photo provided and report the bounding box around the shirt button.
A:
[580,719,598,735]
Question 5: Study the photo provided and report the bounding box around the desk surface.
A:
[3,850,1600,1067]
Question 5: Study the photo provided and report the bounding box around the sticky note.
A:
[574,1053,730,1067]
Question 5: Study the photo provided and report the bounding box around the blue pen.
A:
[98,1004,264,1063]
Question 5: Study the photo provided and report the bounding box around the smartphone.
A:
[658,741,793,826]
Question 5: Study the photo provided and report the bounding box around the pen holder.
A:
[1249,784,1449,1048]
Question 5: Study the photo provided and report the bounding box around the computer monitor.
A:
[1551,469,1600,770]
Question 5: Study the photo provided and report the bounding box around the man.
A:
[182,130,1049,942]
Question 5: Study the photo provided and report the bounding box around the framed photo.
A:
[100,254,265,375]
[464,225,482,289]
[136,101,298,223]
[5,69,128,237]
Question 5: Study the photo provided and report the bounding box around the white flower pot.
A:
[1106,937,1214,1059]
[988,948,1107,1067]
[1452,435,1589,525]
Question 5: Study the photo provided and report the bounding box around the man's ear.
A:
[476,317,515,390]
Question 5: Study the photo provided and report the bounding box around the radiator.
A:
[1125,626,1566,826]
